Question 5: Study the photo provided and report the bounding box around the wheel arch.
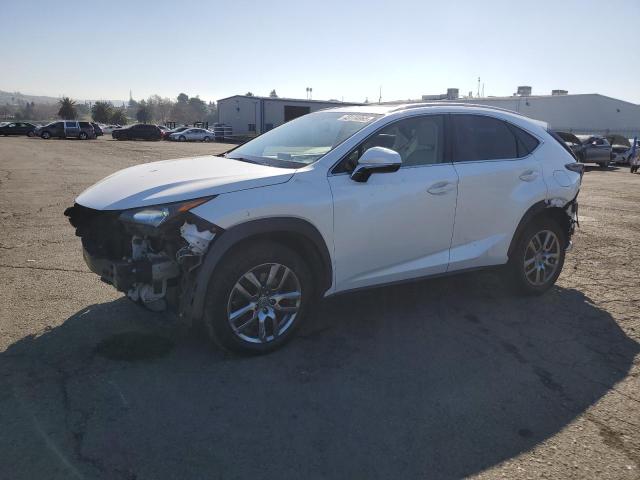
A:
[188,217,333,322]
[507,200,573,260]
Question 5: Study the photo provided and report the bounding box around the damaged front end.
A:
[64,197,218,314]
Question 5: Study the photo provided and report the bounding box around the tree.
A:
[149,95,172,123]
[269,89,278,98]
[245,92,254,97]
[136,101,152,123]
[188,96,207,121]
[58,97,77,120]
[110,108,128,125]
[16,101,35,120]
[177,93,189,104]
[91,101,113,123]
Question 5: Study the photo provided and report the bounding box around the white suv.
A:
[65,104,582,353]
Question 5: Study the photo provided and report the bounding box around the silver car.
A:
[169,128,214,142]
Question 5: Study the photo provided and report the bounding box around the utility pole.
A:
[477,77,481,98]
[378,86,382,104]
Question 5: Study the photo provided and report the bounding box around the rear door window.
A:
[452,115,518,162]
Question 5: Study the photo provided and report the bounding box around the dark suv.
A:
[112,124,162,141]
[36,121,96,140]
[0,122,38,137]
[91,123,104,137]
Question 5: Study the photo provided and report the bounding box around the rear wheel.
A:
[508,218,566,295]
[27,131,35,137]
[79,132,88,140]
[203,242,313,354]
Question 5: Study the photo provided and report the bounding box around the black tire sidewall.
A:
[509,218,566,295]
[203,242,314,354]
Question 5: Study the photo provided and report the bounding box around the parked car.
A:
[554,131,582,158]
[112,124,162,141]
[163,126,190,140]
[605,135,632,164]
[36,121,96,140]
[91,123,104,137]
[101,125,121,134]
[65,104,581,354]
[0,122,38,137]
[168,128,214,142]
[574,135,611,168]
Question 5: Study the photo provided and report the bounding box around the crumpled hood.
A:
[76,155,295,210]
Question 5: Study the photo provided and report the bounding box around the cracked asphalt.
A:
[1,136,639,479]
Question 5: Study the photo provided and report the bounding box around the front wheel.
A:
[203,242,314,354]
[27,131,35,137]
[508,218,566,295]
[599,162,608,169]
[179,135,186,142]
[203,136,211,142]
[41,131,51,139]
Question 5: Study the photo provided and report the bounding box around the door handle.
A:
[519,170,539,182]
[427,181,455,195]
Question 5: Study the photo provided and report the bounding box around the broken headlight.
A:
[119,197,214,228]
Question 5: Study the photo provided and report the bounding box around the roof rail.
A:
[389,102,524,116]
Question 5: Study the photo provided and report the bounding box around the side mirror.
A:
[350,147,402,183]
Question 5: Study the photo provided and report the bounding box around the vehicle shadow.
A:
[1,271,638,480]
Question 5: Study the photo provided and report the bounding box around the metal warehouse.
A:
[401,89,640,137]
[217,95,361,136]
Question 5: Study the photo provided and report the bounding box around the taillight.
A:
[565,162,584,178]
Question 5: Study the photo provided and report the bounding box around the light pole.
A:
[253,101,258,135]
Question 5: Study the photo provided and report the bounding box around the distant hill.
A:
[0,89,126,106]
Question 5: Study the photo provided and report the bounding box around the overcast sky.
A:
[2,0,639,104]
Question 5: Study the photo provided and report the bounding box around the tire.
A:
[508,217,566,295]
[41,131,51,139]
[27,131,35,137]
[203,136,211,142]
[79,132,88,140]
[599,162,608,169]
[179,135,186,142]
[203,241,314,354]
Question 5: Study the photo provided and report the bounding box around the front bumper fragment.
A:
[82,248,179,292]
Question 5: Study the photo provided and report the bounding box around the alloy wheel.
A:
[226,263,302,344]
[523,230,561,286]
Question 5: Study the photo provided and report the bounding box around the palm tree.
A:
[91,101,113,123]
[110,108,128,125]
[58,97,77,120]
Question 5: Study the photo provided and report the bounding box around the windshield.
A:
[226,111,382,168]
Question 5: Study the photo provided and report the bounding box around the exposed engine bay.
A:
[64,203,218,313]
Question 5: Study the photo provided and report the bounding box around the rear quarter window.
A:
[509,124,540,157]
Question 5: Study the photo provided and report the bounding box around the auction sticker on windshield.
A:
[337,114,378,123]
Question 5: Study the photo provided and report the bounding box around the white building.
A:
[389,90,640,137]
[217,95,361,136]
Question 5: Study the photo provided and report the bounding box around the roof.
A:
[324,102,549,128]
[384,93,640,107]
[217,94,362,105]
